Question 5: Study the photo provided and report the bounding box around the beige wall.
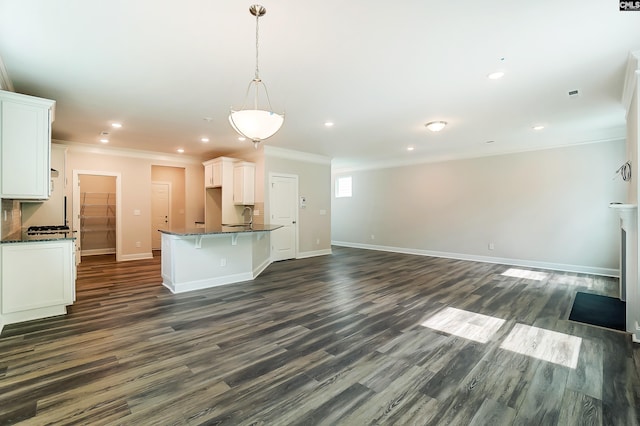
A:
[332,141,627,273]
[62,143,203,259]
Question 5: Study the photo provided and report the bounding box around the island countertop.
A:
[159,224,282,236]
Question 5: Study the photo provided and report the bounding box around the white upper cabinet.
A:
[233,162,255,205]
[203,159,223,188]
[0,90,55,200]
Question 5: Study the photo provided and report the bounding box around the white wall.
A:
[332,141,627,275]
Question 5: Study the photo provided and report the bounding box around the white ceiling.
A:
[1,1,639,168]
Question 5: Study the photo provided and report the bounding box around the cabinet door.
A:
[0,100,51,199]
[212,162,222,187]
[204,164,214,188]
[233,164,255,205]
[1,241,74,314]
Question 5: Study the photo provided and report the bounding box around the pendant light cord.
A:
[255,13,260,80]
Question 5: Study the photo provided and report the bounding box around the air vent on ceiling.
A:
[568,89,580,97]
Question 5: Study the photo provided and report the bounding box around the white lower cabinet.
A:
[0,240,75,328]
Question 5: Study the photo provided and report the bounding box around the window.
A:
[335,176,352,198]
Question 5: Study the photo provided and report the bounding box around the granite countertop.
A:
[159,224,282,236]
[1,230,76,244]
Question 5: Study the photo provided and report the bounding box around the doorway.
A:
[72,170,122,263]
[269,173,298,261]
[150,166,186,251]
[151,182,171,250]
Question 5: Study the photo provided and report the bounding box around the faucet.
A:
[242,206,253,226]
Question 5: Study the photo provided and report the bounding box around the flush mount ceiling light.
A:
[229,4,284,149]
[425,121,447,132]
[487,71,505,80]
[532,125,545,131]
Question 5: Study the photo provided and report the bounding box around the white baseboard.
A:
[163,272,253,294]
[81,248,116,256]
[253,258,272,278]
[118,252,154,262]
[331,241,618,277]
[297,248,333,259]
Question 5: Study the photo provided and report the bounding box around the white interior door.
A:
[269,174,298,261]
[151,182,170,250]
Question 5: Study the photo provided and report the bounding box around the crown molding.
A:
[331,137,625,174]
[622,50,640,115]
[53,140,203,164]
[264,145,332,165]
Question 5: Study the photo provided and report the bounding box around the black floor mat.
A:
[569,292,626,332]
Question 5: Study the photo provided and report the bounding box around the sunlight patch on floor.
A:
[421,307,506,343]
[499,323,582,369]
[501,268,548,281]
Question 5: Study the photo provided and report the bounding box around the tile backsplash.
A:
[1,199,21,239]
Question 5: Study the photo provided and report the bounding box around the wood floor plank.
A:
[0,248,638,425]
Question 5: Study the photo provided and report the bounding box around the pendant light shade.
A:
[229,108,284,144]
[229,5,284,148]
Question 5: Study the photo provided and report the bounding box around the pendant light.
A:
[229,4,284,148]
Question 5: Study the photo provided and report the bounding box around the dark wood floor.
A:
[1,247,639,425]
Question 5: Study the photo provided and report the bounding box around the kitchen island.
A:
[159,224,282,294]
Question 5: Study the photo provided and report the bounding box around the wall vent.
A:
[568,89,579,97]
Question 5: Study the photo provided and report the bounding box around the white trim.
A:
[297,248,332,259]
[331,241,618,277]
[622,50,640,114]
[0,55,15,92]
[73,170,122,262]
[81,248,116,256]
[264,145,332,165]
[163,272,253,294]
[252,258,272,278]
[119,252,154,261]
[55,140,202,164]
[332,137,626,173]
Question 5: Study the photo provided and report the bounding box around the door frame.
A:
[151,181,172,250]
[268,172,299,260]
[72,170,122,262]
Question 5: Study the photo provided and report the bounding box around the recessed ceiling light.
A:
[177,148,184,153]
[407,146,415,151]
[324,121,334,127]
[99,139,109,143]
[532,125,545,131]
[201,137,210,143]
[487,71,505,80]
[238,137,246,141]
[425,121,447,132]
[111,122,122,128]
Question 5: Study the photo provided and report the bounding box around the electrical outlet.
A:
[370,234,375,240]
[220,258,227,267]
[488,242,495,250]
[316,238,320,245]
[135,241,141,247]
